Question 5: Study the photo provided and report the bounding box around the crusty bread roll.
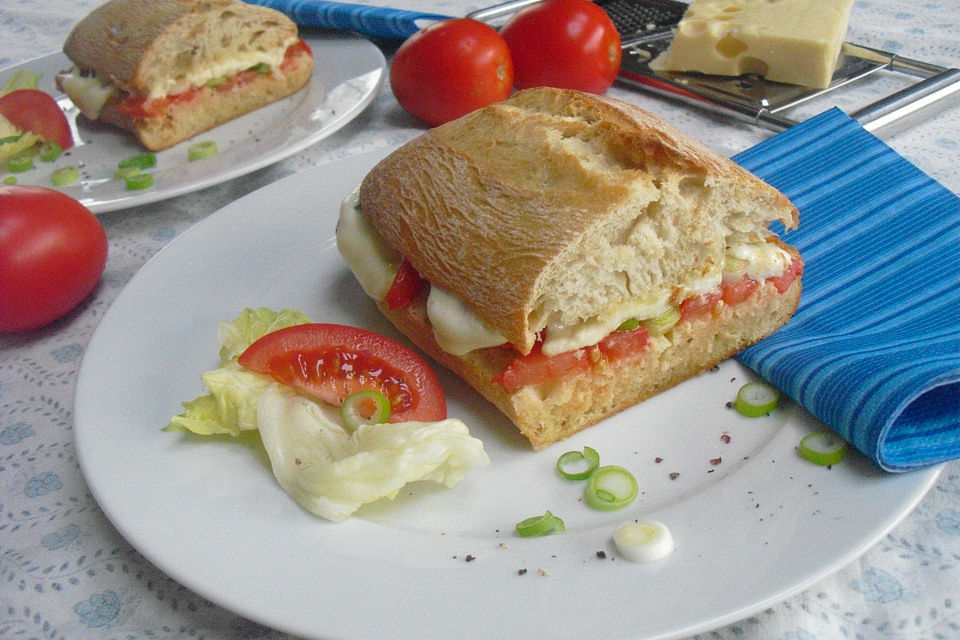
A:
[345,87,803,448]
[56,0,314,150]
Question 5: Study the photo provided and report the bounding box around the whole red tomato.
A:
[500,0,622,94]
[390,18,514,127]
[0,186,108,333]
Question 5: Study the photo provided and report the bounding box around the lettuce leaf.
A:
[165,307,310,435]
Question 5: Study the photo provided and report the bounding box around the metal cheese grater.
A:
[250,0,960,136]
[469,0,960,136]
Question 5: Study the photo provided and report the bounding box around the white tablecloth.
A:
[2,0,958,638]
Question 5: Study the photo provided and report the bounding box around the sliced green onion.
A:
[3,176,17,185]
[556,446,600,481]
[249,62,272,74]
[584,465,638,511]
[7,151,34,172]
[188,140,218,161]
[613,520,674,563]
[0,135,22,145]
[38,141,62,162]
[113,166,141,180]
[340,389,391,431]
[50,165,79,186]
[799,431,848,466]
[515,510,565,537]
[124,172,154,190]
[118,152,156,170]
[642,305,681,336]
[723,252,749,281]
[617,317,641,332]
[2,69,40,94]
[205,75,228,87]
[734,382,780,417]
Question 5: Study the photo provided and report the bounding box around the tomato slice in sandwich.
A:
[238,323,447,423]
[0,89,73,150]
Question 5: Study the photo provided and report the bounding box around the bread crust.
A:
[379,243,802,449]
[360,87,798,355]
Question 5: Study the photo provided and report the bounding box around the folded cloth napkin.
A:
[247,0,448,39]
[733,108,959,473]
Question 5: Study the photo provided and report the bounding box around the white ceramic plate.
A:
[74,149,941,640]
[0,31,384,213]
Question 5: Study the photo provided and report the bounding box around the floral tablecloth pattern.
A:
[2,0,958,638]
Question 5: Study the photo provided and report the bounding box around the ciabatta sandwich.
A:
[56,0,314,151]
[338,87,803,449]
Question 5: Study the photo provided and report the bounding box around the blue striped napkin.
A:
[246,0,448,39]
[734,108,960,472]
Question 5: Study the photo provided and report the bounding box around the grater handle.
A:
[852,67,960,136]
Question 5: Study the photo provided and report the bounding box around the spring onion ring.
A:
[556,446,600,481]
[124,172,154,191]
[617,317,640,332]
[613,521,674,563]
[113,166,141,180]
[515,511,565,537]
[50,165,79,186]
[3,176,16,185]
[188,140,218,161]
[118,152,156,170]
[339,389,391,432]
[798,431,848,466]
[0,135,22,145]
[38,141,62,162]
[2,69,40,93]
[585,465,638,511]
[8,151,33,173]
[734,382,780,417]
[643,305,681,336]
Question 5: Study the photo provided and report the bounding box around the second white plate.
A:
[74,148,940,640]
[0,30,385,212]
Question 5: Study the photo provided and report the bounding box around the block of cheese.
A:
[649,0,855,89]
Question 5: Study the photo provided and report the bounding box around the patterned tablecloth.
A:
[1,0,958,638]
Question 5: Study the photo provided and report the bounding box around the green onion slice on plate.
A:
[118,152,156,170]
[38,141,62,162]
[734,382,780,417]
[188,140,218,161]
[556,446,600,480]
[340,389,391,432]
[50,165,79,186]
[8,151,34,173]
[515,511,565,537]
[124,172,154,190]
[585,465,638,511]
[798,431,848,466]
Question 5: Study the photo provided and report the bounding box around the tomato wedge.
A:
[237,323,447,422]
[385,259,425,310]
[0,89,73,150]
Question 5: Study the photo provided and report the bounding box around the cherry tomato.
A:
[500,0,622,94]
[390,18,514,127]
[0,186,107,333]
[0,89,74,150]
[238,323,448,422]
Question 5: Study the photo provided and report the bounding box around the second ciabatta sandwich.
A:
[56,0,314,151]
[338,87,803,449]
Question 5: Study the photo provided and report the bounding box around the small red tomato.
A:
[500,0,622,94]
[0,89,74,150]
[390,18,514,127]
[0,186,108,333]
